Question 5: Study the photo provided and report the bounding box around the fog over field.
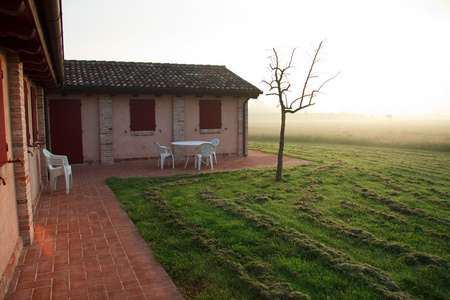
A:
[248,102,450,152]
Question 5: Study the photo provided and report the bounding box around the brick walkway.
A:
[5,151,308,300]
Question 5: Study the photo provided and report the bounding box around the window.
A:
[199,100,221,131]
[0,58,7,166]
[129,99,156,135]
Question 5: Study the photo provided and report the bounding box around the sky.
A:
[62,0,450,116]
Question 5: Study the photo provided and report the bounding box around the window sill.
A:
[131,130,155,136]
[200,129,221,134]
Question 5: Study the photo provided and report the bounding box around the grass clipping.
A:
[199,188,414,300]
[144,186,310,300]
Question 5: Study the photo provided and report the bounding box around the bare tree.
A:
[263,41,340,181]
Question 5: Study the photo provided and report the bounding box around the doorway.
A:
[49,99,83,164]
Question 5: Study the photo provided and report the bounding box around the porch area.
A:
[5,151,308,300]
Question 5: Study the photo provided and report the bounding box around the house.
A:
[47,60,261,164]
[0,0,64,297]
[0,1,261,298]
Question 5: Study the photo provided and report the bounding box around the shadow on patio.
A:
[5,151,309,300]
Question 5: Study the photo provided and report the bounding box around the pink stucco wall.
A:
[81,96,100,162]
[184,96,239,155]
[112,95,173,160]
[23,81,43,202]
[0,51,21,281]
[27,144,41,202]
[46,93,243,163]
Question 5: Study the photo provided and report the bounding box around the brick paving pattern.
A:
[5,151,308,299]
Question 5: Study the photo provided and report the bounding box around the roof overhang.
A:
[0,0,64,89]
[52,87,262,99]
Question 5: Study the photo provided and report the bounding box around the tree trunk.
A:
[276,110,286,181]
[264,42,337,182]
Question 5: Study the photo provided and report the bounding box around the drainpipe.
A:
[242,97,250,157]
[44,96,50,151]
[41,0,64,86]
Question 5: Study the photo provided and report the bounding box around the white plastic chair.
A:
[210,138,220,164]
[154,142,174,169]
[195,143,215,170]
[43,149,73,194]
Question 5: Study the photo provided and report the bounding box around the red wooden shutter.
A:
[31,87,39,142]
[130,99,156,131]
[199,100,221,129]
[49,99,84,164]
[0,58,7,166]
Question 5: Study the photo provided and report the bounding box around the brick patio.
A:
[5,151,308,300]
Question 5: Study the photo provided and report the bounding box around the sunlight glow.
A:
[62,0,450,116]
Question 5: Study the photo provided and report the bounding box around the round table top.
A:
[171,141,211,146]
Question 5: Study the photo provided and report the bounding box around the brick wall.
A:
[99,96,114,164]
[173,97,185,158]
[7,53,33,245]
[0,237,22,300]
[36,87,47,184]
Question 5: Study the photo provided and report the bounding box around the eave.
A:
[53,86,262,99]
[0,0,64,89]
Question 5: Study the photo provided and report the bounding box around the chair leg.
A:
[210,155,213,170]
[213,153,217,164]
[49,173,56,191]
[64,172,71,194]
[160,156,165,169]
[48,173,53,189]
[171,155,174,169]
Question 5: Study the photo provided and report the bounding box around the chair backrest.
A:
[154,142,162,156]
[197,143,215,156]
[43,149,69,167]
[210,138,220,147]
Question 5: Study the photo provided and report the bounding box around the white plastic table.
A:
[171,141,210,168]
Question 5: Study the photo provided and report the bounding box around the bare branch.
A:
[264,41,340,113]
[316,71,341,92]
[263,40,339,182]
[286,102,315,114]
[299,41,323,108]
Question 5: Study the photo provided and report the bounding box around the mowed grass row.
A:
[107,142,450,299]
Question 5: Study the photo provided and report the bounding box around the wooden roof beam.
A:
[0,0,26,16]
[25,0,59,86]
[23,62,48,72]
[0,13,36,40]
[20,52,45,64]
[0,37,41,54]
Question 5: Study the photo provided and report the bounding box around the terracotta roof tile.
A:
[63,60,262,98]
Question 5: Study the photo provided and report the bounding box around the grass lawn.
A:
[107,142,449,299]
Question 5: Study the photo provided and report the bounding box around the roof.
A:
[61,60,262,99]
[0,0,64,88]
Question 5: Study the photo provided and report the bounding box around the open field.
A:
[108,142,449,299]
[249,112,450,152]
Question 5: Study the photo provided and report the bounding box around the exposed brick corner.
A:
[0,237,23,299]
